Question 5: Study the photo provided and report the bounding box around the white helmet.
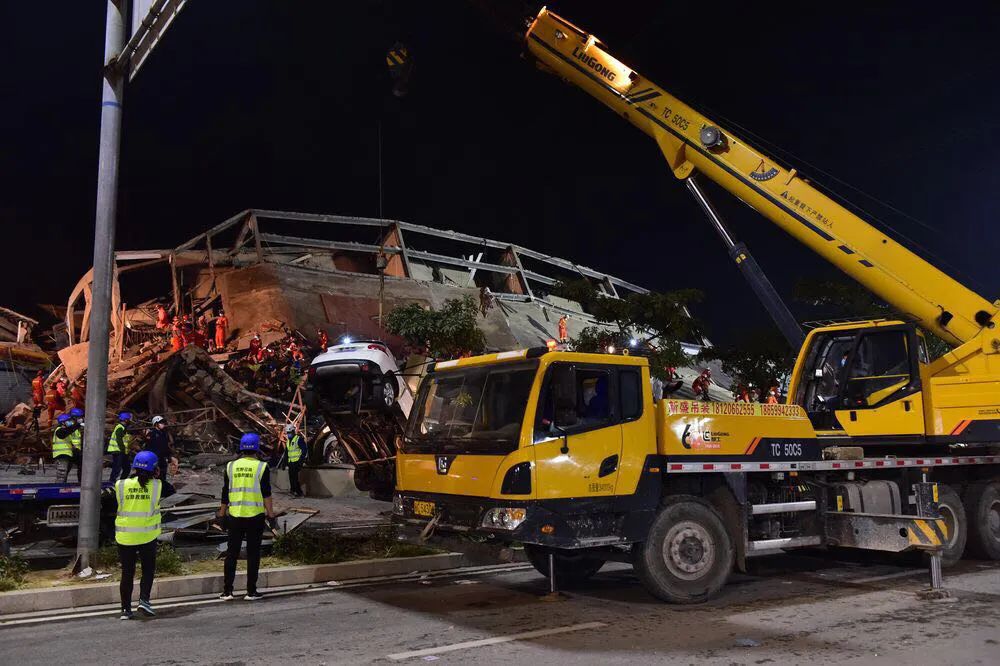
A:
[151,415,165,425]
[284,424,296,433]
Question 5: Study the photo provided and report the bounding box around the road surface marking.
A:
[386,621,607,661]
[0,564,533,627]
[852,569,926,584]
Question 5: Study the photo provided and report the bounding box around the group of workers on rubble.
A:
[165,308,229,353]
[49,408,307,619]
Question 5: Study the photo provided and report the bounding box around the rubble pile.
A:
[0,315,321,463]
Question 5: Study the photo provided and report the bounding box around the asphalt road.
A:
[3,554,999,665]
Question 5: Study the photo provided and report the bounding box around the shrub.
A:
[0,554,28,591]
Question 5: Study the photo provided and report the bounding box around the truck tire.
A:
[523,544,605,587]
[930,483,967,567]
[633,496,733,604]
[964,481,1000,560]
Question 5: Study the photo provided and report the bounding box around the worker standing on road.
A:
[68,407,84,483]
[144,416,177,494]
[51,414,78,483]
[215,310,229,350]
[283,424,306,498]
[107,411,133,483]
[114,450,164,620]
[219,432,275,601]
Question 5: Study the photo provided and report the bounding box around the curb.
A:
[0,552,465,616]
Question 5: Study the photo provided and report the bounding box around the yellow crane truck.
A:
[392,9,1000,603]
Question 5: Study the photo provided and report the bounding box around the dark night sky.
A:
[2,1,998,344]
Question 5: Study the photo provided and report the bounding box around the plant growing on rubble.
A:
[552,280,705,379]
[384,296,486,359]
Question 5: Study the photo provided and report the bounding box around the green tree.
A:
[794,277,950,358]
[384,296,486,359]
[697,330,794,394]
[552,280,704,379]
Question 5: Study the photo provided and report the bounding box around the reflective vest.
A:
[108,422,131,453]
[226,458,267,518]
[287,434,303,463]
[114,478,162,546]
[69,428,82,451]
[51,430,73,459]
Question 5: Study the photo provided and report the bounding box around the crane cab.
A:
[789,320,929,438]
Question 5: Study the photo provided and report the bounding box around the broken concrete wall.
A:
[216,263,519,351]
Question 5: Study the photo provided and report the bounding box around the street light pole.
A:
[77,0,127,569]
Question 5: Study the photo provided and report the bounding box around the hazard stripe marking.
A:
[914,519,940,546]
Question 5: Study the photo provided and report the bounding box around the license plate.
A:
[413,500,436,517]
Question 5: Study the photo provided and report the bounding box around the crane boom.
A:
[525,9,996,347]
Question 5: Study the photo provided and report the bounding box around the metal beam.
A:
[175,209,250,252]
[259,233,394,255]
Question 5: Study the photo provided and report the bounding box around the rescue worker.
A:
[51,414,77,483]
[114,450,164,619]
[215,311,229,350]
[107,411,133,483]
[218,433,274,601]
[248,333,262,361]
[558,315,569,343]
[70,380,85,410]
[44,382,63,425]
[68,407,84,483]
[31,370,45,407]
[155,303,170,330]
[692,369,712,401]
[144,416,177,494]
[170,316,183,352]
[766,385,780,404]
[317,329,329,353]
[283,424,306,498]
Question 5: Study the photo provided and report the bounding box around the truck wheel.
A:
[964,481,1000,560]
[523,544,605,587]
[633,497,733,604]
[929,483,967,567]
[380,372,398,410]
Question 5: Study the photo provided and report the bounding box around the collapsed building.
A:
[3,210,720,467]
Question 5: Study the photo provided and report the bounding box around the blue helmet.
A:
[56,413,72,425]
[69,408,84,418]
[239,432,261,452]
[118,411,132,421]
[132,450,158,472]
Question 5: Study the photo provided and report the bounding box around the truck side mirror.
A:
[553,423,570,455]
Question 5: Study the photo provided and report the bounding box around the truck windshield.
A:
[405,361,538,454]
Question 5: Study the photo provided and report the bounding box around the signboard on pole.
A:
[129,0,189,80]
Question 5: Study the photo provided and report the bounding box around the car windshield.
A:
[406,361,538,451]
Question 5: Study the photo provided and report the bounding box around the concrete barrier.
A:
[0,552,464,616]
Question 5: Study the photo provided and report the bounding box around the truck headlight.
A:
[392,494,403,515]
[482,507,527,530]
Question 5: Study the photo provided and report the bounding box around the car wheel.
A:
[380,372,397,409]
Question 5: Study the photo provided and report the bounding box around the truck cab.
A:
[789,320,928,438]
[393,348,660,550]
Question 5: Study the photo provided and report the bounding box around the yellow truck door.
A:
[531,361,624,498]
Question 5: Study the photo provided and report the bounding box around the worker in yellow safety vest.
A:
[67,407,84,483]
[51,413,78,483]
[283,423,307,498]
[107,411,133,483]
[114,450,164,620]
[218,432,274,601]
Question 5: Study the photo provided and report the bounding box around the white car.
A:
[308,339,413,416]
